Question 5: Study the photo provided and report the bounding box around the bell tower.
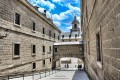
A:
[71,13,80,32]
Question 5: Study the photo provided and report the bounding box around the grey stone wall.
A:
[0,0,60,76]
[81,0,120,80]
[53,44,83,61]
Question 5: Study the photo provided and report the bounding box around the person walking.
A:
[79,64,82,70]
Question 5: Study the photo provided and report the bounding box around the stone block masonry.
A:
[0,0,61,76]
[81,0,120,80]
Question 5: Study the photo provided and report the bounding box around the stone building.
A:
[81,0,120,80]
[0,0,61,76]
[53,14,83,68]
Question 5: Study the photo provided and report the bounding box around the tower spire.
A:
[74,12,77,19]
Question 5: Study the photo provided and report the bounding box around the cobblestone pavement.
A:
[38,70,89,80]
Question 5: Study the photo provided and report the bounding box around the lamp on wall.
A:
[0,29,10,39]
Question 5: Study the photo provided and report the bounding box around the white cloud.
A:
[67,4,80,13]
[52,0,78,3]
[52,0,61,2]
[66,26,72,30]
[52,10,72,21]
[36,0,56,11]
[53,21,61,27]
[38,7,45,13]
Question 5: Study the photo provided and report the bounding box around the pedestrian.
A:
[79,64,82,70]
[67,64,69,68]
[78,65,80,70]
[65,64,66,68]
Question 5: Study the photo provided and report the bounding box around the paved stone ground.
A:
[72,70,89,80]
[8,69,89,80]
[38,70,89,80]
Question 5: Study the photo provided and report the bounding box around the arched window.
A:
[74,24,77,28]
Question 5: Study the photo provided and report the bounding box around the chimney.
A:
[44,10,46,16]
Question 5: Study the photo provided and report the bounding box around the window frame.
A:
[50,58,51,63]
[43,27,45,34]
[14,12,21,27]
[96,32,101,61]
[55,47,58,52]
[43,60,45,67]
[32,62,36,70]
[96,26,103,68]
[32,22,36,31]
[49,30,51,37]
[32,44,36,56]
[42,45,45,55]
[13,43,20,59]
[54,33,55,38]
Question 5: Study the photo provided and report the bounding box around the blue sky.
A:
[27,0,80,32]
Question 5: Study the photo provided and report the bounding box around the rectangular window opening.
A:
[14,43,20,56]
[96,32,101,61]
[32,22,35,31]
[15,13,20,25]
[32,45,36,54]
[33,62,36,69]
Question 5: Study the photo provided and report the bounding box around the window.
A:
[32,45,36,54]
[75,34,77,38]
[54,33,55,38]
[43,46,45,52]
[88,41,90,55]
[33,62,36,69]
[74,24,77,28]
[55,48,58,52]
[14,43,20,57]
[69,35,71,38]
[96,32,101,61]
[58,36,60,40]
[49,30,51,37]
[43,60,45,66]
[32,22,35,31]
[49,46,51,52]
[50,58,51,62]
[43,27,45,34]
[15,13,20,25]
[62,35,64,38]
[86,43,87,53]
